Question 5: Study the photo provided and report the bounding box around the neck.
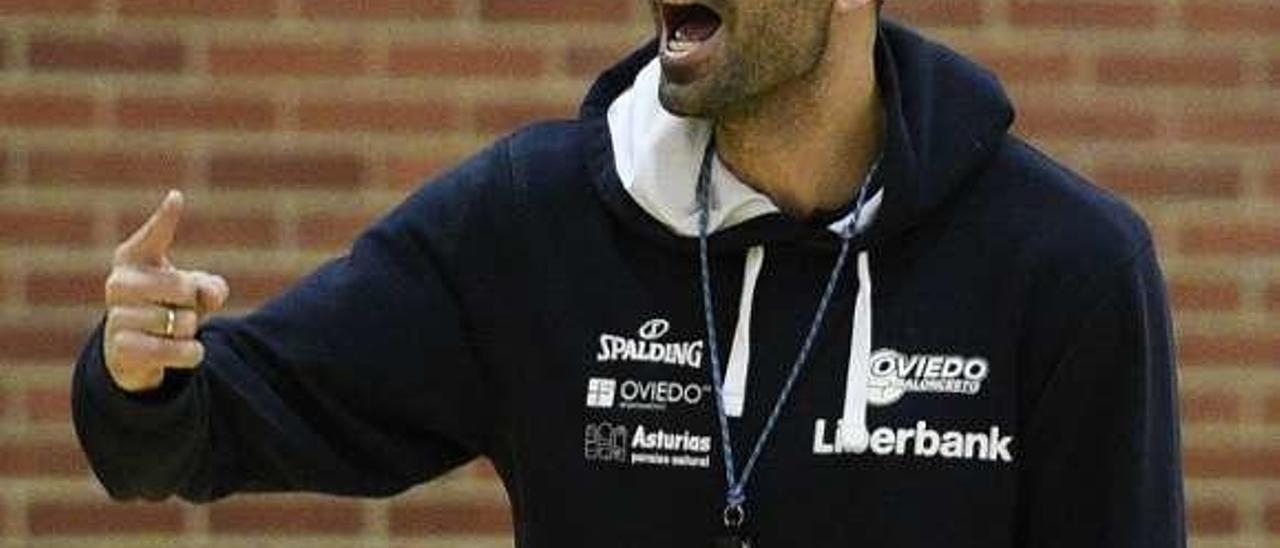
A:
[714,14,884,219]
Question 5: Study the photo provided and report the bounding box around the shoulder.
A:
[969,135,1155,280]
[388,119,599,223]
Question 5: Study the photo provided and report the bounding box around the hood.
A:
[578,19,1015,454]
[581,19,1014,247]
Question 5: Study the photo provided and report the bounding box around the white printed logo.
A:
[584,422,629,463]
[811,419,1013,463]
[586,378,617,409]
[586,377,710,412]
[638,318,670,340]
[584,421,711,469]
[629,424,711,468]
[596,318,703,369]
[866,349,990,406]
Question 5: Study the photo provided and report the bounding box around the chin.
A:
[658,79,718,119]
[658,89,699,118]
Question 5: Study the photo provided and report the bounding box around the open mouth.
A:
[660,2,723,53]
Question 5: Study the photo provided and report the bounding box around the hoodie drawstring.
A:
[723,245,765,418]
[721,246,875,451]
[838,251,873,452]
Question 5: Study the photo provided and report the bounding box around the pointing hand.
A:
[102,191,230,393]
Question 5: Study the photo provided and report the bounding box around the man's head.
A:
[651,0,881,118]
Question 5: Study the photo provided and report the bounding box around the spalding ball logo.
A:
[638,318,671,341]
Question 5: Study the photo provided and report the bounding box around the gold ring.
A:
[163,307,176,338]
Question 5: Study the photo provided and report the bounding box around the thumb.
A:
[115,190,184,267]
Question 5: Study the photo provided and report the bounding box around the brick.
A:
[209,498,363,534]
[1093,164,1241,199]
[29,36,185,73]
[208,153,364,189]
[0,209,95,244]
[883,0,985,27]
[1179,391,1240,423]
[1271,56,1280,86]
[0,93,94,128]
[28,150,187,187]
[966,48,1074,84]
[1267,499,1280,534]
[1016,103,1159,141]
[300,0,454,19]
[0,440,87,476]
[116,96,273,131]
[222,270,300,306]
[1177,111,1280,143]
[385,155,459,190]
[1267,282,1280,312]
[1188,500,1238,535]
[480,0,630,23]
[1181,1,1280,33]
[1181,223,1280,256]
[566,45,631,78]
[118,0,275,19]
[1265,394,1280,424]
[209,43,363,77]
[297,99,459,133]
[389,501,511,536]
[1167,279,1240,312]
[298,212,376,249]
[1178,333,1280,367]
[26,271,102,306]
[1184,446,1280,479]
[26,386,71,422]
[474,101,575,134]
[0,324,93,362]
[1096,53,1243,87]
[182,213,278,248]
[0,0,95,15]
[1009,0,1160,29]
[1272,164,1280,198]
[118,210,277,248]
[29,500,184,535]
[388,44,547,78]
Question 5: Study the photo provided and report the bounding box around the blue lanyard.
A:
[696,138,875,532]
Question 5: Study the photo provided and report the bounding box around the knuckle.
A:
[103,271,126,300]
[142,335,167,356]
[175,272,200,302]
[108,329,133,350]
[178,310,200,338]
[104,306,120,328]
[188,341,206,365]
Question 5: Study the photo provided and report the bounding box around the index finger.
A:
[114,190,184,268]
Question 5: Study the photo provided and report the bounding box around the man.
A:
[73,0,1186,546]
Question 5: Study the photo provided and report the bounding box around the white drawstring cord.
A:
[723,245,765,418]
[838,251,873,452]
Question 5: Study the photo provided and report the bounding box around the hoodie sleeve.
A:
[72,145,508,502]
[1016,241,1186,547]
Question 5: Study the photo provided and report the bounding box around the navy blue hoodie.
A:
[74,20,1185,547]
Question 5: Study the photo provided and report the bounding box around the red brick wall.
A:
[0,1,1276,546]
